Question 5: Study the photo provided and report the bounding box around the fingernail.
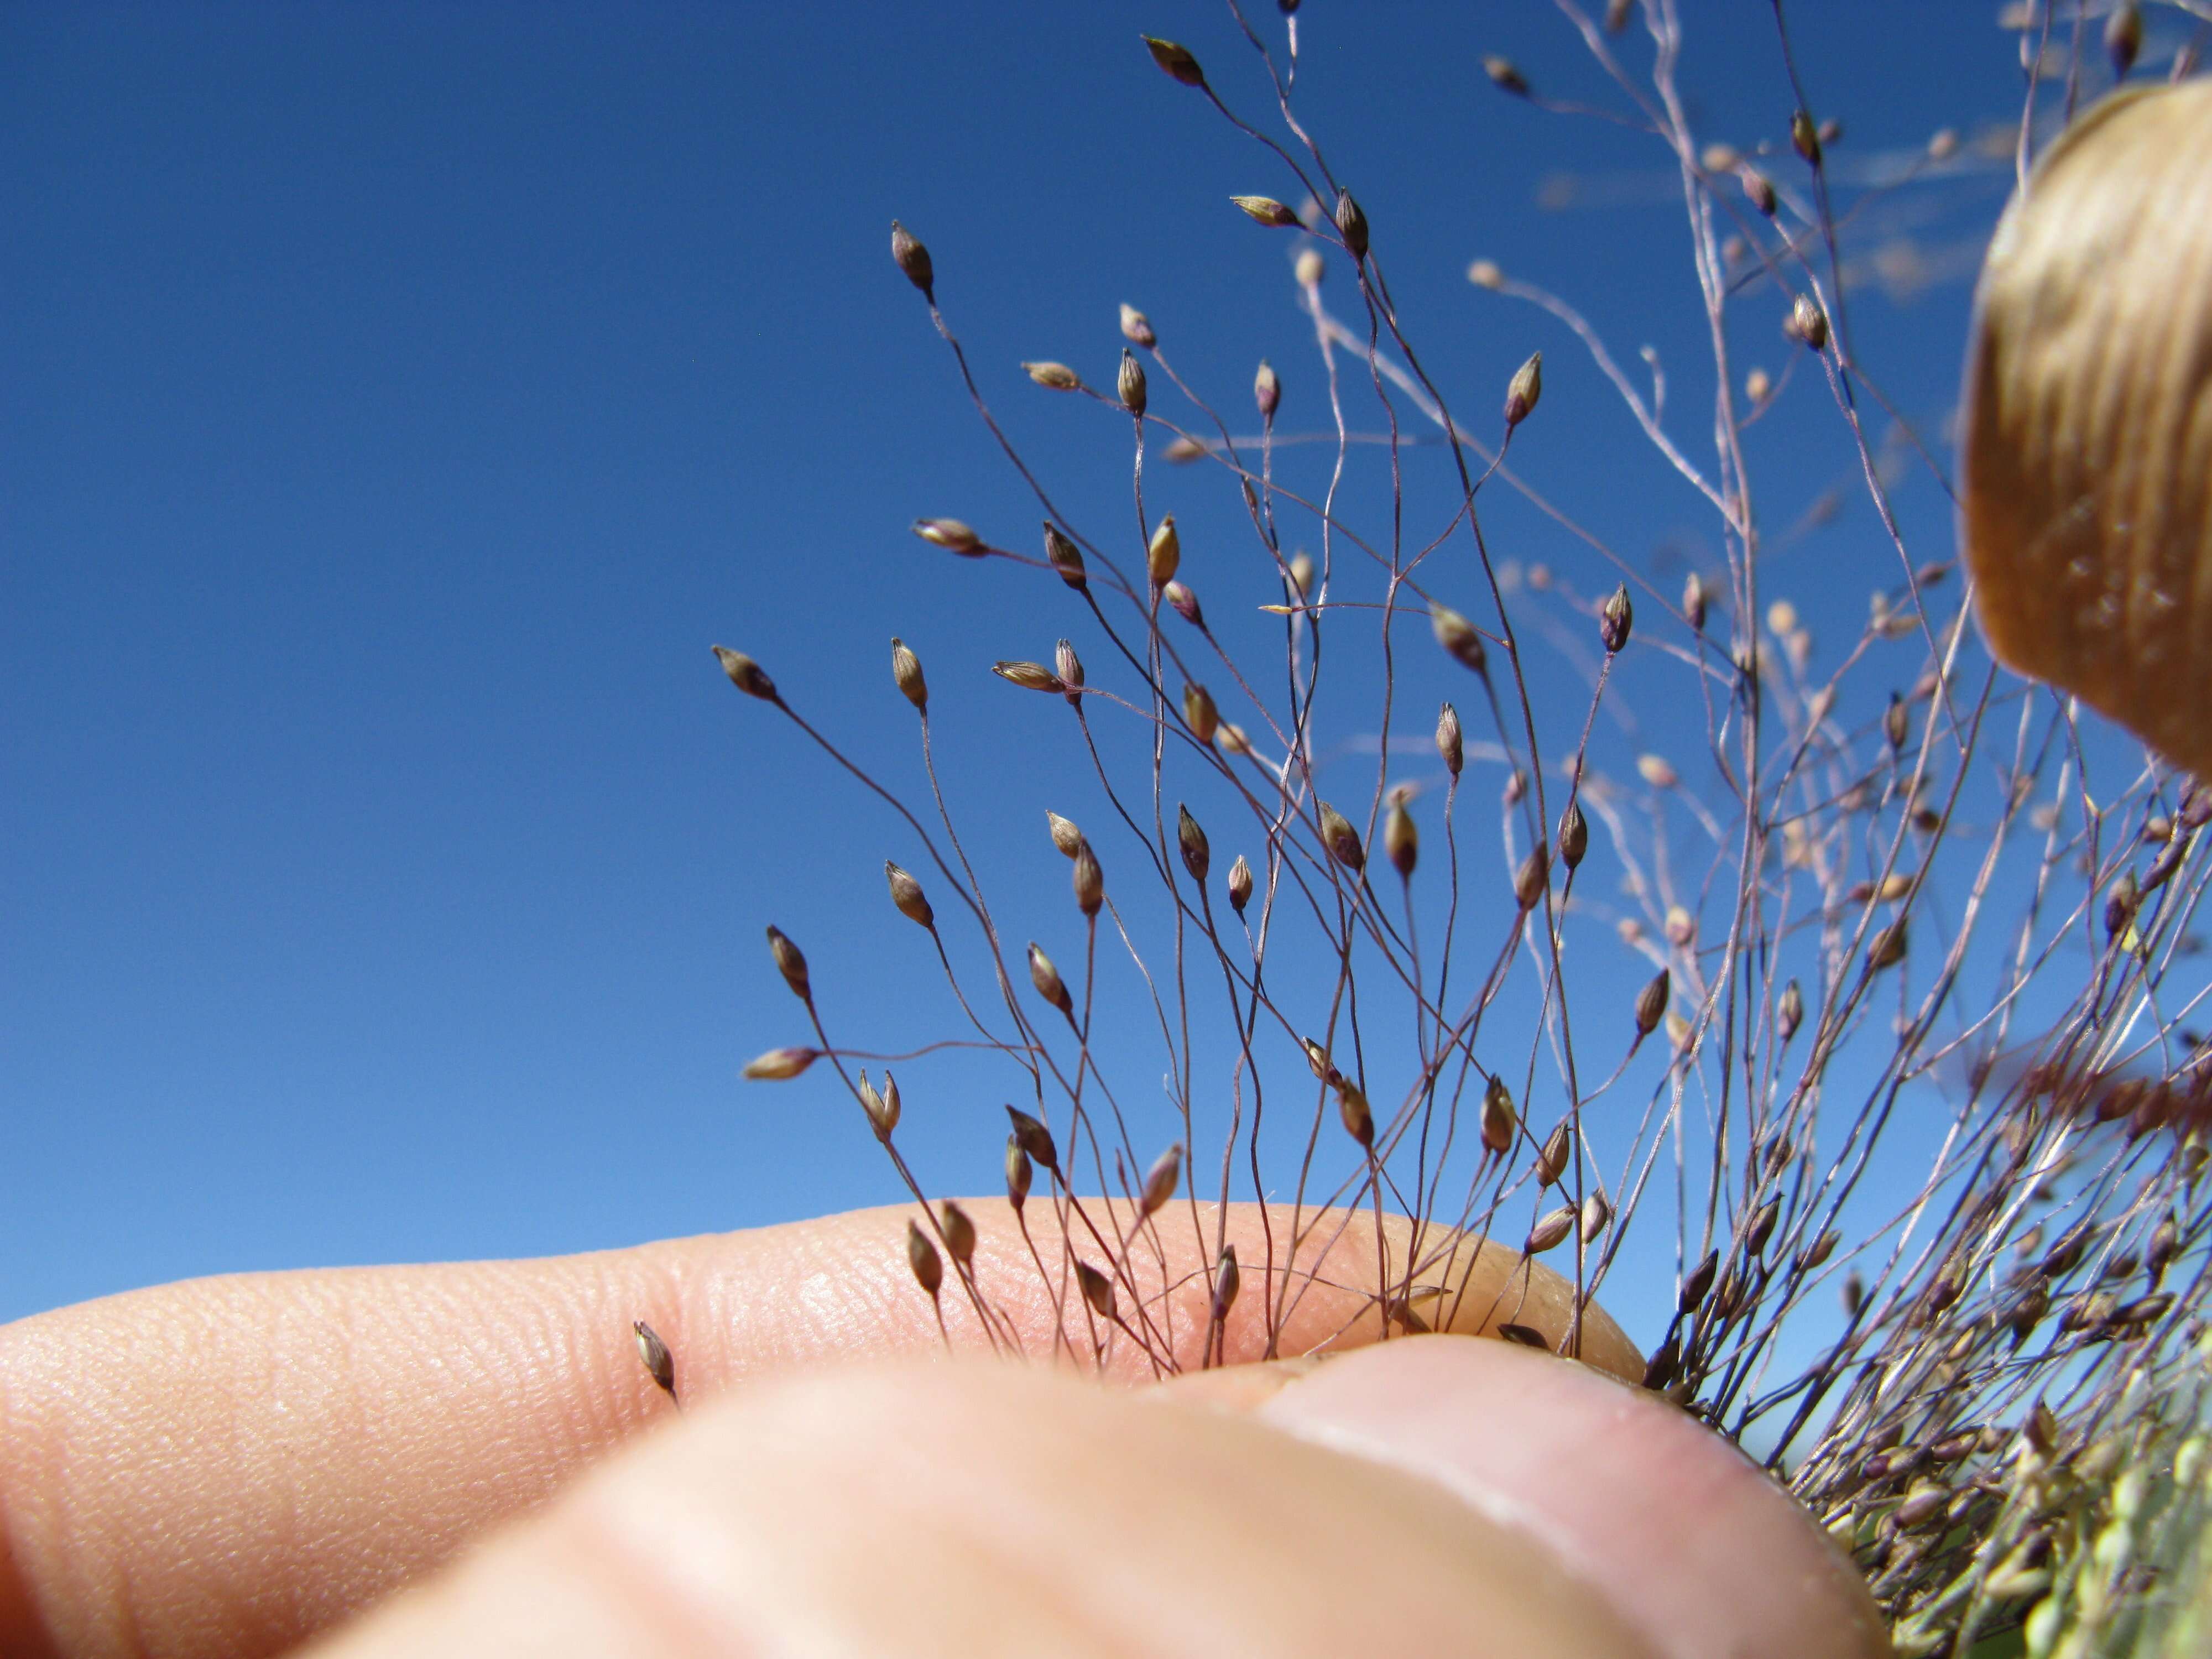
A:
[1256,1335,1888,1659]
[1152,1353,1327,1411]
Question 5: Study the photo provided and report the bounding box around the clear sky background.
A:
[4,3,2156,1331]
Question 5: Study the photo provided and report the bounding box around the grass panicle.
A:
[702,7,2212,1653]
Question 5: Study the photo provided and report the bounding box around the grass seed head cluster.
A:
[702,4,2212,1653]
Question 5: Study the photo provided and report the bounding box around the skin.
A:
[0,1203,1889,1659]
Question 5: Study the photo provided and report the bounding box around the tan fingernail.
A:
[1154,1353,1326,1411]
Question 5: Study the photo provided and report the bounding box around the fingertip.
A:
[311,1357,1673,1658]
[1255,1335,1889,1659]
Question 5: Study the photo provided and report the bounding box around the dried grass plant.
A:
[686,4,2212,1654]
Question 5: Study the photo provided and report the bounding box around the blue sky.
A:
[4,2,2127,1330]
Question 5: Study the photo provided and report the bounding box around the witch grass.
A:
[702,6,2212,1655]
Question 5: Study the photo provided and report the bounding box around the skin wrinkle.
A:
[732,1371,1173,1655]
[150,1288,262,1655]
[2,1270,633,1659]
[268,1287,390,1642]
[0,1482,58,1659]
[302,1498,737,1659]
[764,1226,914,1360]
[208,1287,337,1651]
[921,1403,1319,1657]
[536,1506,760,1659]
[277,1283,358,1644]
[560,1422,1109,1659]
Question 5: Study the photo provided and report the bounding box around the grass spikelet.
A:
[632,1320,677,1404]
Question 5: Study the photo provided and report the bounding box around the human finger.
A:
[304,1339,1882,1659]
[0,1200,1634,1659]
